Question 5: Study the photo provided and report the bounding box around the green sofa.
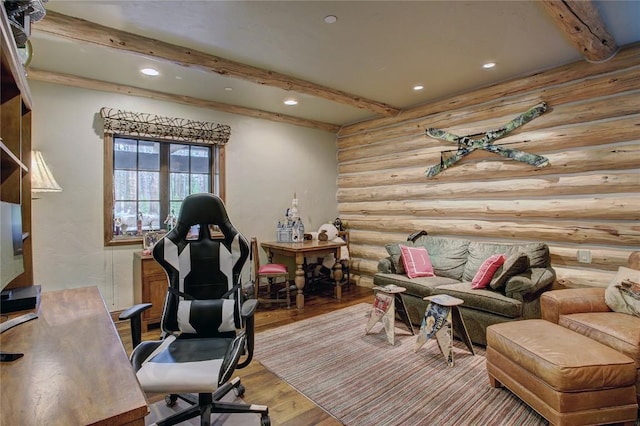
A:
[374,235,556,345]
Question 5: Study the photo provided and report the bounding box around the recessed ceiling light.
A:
[324,15,337,24]
[141,67,159,76]
[224,87,233,91]
[483,62,496,69]
[284,99,298,106]
[413,85,424,91]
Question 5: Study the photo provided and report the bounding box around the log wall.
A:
[337,42,640,289]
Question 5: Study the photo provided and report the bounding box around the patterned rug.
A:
[254,303,547,426]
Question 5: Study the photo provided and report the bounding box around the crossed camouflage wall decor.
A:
[425,102,549,178]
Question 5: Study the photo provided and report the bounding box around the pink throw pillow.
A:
[471,254,506,289]
[400,245,435,279]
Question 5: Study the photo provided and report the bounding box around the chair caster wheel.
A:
[165,394,178,407]
[261,414,271,426]
[234,383,245,397]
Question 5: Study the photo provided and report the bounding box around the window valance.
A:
[100,107,231,145]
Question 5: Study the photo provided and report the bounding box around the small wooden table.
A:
[414,294,474,366]
[0,286,149,425]
[365,285,415,345]
[261,239,346,309]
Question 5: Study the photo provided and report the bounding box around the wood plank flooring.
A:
[115,285,373,425]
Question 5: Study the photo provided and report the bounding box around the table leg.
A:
[395,294,415,335]
[332,259,343,300]
[451,306,475,355]
[294,253,306,309]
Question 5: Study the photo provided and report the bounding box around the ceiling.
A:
[25,1,640,131]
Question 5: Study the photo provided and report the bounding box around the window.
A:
[105,136,224,245]
[100,108,231,246]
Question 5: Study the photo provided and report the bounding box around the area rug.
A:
[254,303,546,425]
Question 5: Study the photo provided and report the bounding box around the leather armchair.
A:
[541,282,640,404]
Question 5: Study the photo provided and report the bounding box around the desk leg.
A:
[294,253,306,309]
[332,259,343,300]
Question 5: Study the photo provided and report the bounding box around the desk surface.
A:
[0,286,149,425]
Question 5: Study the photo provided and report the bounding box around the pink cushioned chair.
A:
[251,237,291,308]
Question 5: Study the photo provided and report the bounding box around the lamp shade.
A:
[31,150,62,192]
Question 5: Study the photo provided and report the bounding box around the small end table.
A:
[414,294,475,366]
[365,285,415,345]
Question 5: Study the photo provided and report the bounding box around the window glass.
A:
[138,171,160,200]
[170,173,190,200]
[108,136,218,245]
[191,146,210,173]
[170,144,190,172]
[114,139,137,169]
[139,141,160,171]
[114,170,137,200]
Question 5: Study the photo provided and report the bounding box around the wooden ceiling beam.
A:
[33,11,400,117]
[539,0,618,62]
[27,68,341,133]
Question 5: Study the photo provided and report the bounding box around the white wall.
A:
[30,81,339,310]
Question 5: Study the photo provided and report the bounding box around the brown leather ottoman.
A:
[486,319,638,426]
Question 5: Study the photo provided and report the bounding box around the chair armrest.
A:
[119,303,153,320]
[237,299,258,369]
[541,287,610,324]
[378,257,393,274]
[241,299,258,318]
[119,303,153,349]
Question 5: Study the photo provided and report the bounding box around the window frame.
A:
[103,133,226,246]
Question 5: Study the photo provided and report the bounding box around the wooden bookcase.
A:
[1,4,33,289]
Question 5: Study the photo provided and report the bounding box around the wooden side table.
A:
[414,294,475,366]
[365,285,415,345]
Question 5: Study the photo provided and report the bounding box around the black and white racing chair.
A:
[122,193,270,426]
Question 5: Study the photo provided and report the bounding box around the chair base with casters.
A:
[159,377,269,426]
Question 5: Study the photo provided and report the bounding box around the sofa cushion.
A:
[385,241,415,275]
[373,273,458,299]
[472,254,506,289]
[463,242,549,282]
[419,236,470,280]
[433,282,523,319]
[400,245,435,278]
[604,266,640,317]
[490,252,530,290]
[504,267,555,300]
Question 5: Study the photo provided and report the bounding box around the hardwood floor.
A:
[115,284,373,425]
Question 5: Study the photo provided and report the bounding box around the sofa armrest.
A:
[540,287,610,324]
[504,267,555,301]
[378,257,394,274]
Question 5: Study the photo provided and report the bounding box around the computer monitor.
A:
[0,201,24,290]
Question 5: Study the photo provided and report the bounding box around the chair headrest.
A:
[167,193,237,243]
[176,193,229,227]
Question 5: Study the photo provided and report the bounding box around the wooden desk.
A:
[261,239,346,309]
[0,286,149,425]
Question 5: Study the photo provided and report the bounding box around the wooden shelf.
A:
[1,138,28,173]
[0,4,32,109]
[1,1,33,289]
